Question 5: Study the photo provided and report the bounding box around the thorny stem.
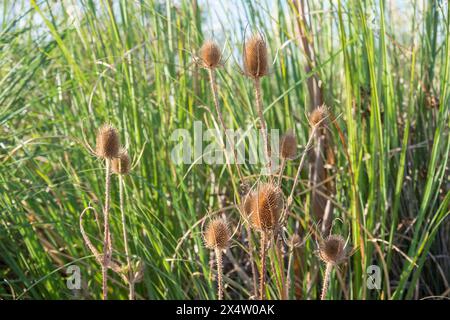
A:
[208,67,257,297]
[259,231,268,300]
[102,159,112,300]
[253,78,271,178]
[215,248,224,300]
[119,175,134,300]
[246,224,258,298]
[208,68,244,182]
[321,262,332,300]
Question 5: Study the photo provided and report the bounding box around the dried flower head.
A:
[96,124,120,159]
[112,148,130,175]
[244,35,269,78]
[249,183,283,232]
[241,191,254,219]
[204,219,230,250]
[280,131,297,159]
[309,105,328,126]
[199,41,222,69]
[318,235,347,265]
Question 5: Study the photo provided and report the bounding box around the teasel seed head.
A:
[199,41,222,69]
[243,35,269,78]
[309,105,328,126]
[241,191,254,218]
[96,124,120,159]
[280,131,297,160]
[204,219,230,251]
[249,183,283,232]
[318,234,347,265]
[112,148,130,175]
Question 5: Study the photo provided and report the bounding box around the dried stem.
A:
[243,224,258,298]
[80,207,102,265]
[321,262,332,300]
[285,125,318,213]
[208,68,244,182]
[259,231,268,300]
[253,77,271,177]
[208,67,257,297]
[215,248,224,300]
[277,158,286,187]
[119,175,134,300]
[102,158,112,300]
[285,247,294,299]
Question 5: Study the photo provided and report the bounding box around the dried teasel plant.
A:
[95,124,120,300]
[203,218,230,300]
[96,124,120,159]
[197,40,244,183]
[284,233,303,298]
[243,34,271,176]
[243,34,269,79]
[309,104,328,127]
[199,41,222,69]
[247,182,284,300]
[282,116,323,220]
[317,234,349,300]
[80,207,144,298]
[112,148,130,175]
[238,189,259,297]
[278,131,297,186]
[112,148,135,299]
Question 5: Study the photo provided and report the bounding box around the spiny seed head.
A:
[309,105,328,126]
[241,191,254,218]
[199,41,221,69]
[249,183,283,232]
[204,219,230,250]
[96,124,120,159]
[319,235,347,265]
[280,131,297,159]
[112,148,130,175]
[244,35,269,78]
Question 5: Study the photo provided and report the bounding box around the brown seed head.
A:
[112,148,130,175]
[241,191,254,219]
[280,131,297,159]
[319,234,347,265]
[199,41,221,69]
[244,35,269,78]
[309,105,328,126]
[96,124,120,159]
[249,183,283,232]
[204,219,230,250]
